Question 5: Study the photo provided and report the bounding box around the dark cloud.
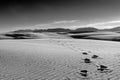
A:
[0,0,119,13]
[0,0,120,32]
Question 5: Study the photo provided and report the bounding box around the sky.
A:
[1,0,120,32]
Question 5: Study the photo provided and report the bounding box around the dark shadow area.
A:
[4,33,37,39]
[70,35,88,38]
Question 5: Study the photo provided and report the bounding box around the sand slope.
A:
[0,39,120,80]
[69,31,120,41]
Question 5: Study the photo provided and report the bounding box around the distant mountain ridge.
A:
[69,27,98,33]
[13,28,71,33]
[12,27,99,33]
[6,26,120,33]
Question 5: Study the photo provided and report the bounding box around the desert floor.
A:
[0,39,120,80]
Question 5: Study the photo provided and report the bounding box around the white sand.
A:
[0,39,120,80]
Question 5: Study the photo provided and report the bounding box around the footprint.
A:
[79,70,88,77]
[82,52,88,55]
[91,55,99,59]
[97,65,113,73]
[83,58,92,63]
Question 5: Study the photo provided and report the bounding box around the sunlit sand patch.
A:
[0,39,120,80]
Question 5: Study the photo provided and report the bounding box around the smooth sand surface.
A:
[0,39,120,80]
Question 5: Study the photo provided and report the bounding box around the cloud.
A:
[33,20,80,28]
[86,21,120,26]
[53,20,79,24]
[25,20,120,29]
[82,20,120,29]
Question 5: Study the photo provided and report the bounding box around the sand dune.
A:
[0,32,71,40]
[69,31,120,41]
[0,39,120,80]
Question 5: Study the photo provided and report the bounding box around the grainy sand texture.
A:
[0,39,120,80]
